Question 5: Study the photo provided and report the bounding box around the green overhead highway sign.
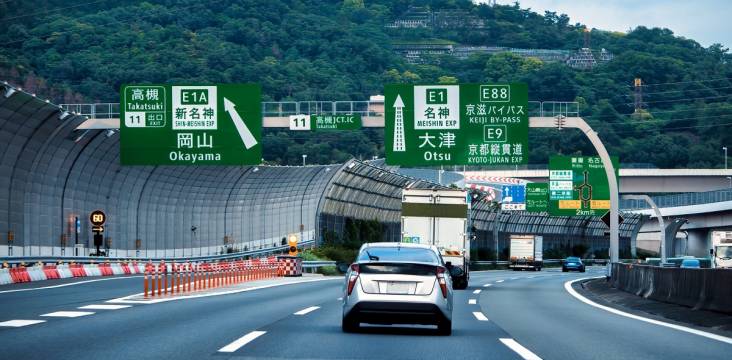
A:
[120,84,261,165]
[289,114,362,131]
[526,183,549,213]
[385,83,528,166]
[548,156,619,216]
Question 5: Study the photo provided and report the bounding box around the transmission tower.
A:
[633,78,643,118]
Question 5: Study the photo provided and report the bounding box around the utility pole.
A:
[723,146,728,170]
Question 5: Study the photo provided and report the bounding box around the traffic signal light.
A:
[288,234,298,256]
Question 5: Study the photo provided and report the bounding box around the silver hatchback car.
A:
[341,242,454,335]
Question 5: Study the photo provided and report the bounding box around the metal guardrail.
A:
[301,260,336,268]
[621,188,732,210]
[472,258,612,266]
[0,240,316,265]
[60,100,580,120]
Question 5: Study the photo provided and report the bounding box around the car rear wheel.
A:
[580,267,586,273]
[437,319,452,336]
[562,267,568,272]
[342,316,359,333]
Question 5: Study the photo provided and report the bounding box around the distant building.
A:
[386,7,485,29]
[393,42,614,68]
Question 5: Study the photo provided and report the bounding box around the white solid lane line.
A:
[41,311,94,318]
[473,289,482,294]
[294,306,320,316]
[0,319,46,327]
[468,299,477,305]
[565,277,732,345]
[500,338,542,360]
[510,277,518,280]
[472,312,489,321]
[483,283,492,287]
[0,276,143,294]
[496,280,504,283]
[78,304,131,310]
[218,331,267,353]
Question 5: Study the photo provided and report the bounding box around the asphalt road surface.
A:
[0,268,729,359]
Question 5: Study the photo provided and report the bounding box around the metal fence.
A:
[61,100,580,119]
[0,240,316,265]
[621,188,732,210]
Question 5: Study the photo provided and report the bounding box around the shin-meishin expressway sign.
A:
[120,84,261,165]
[548,156,619,216]
[385,84,528,166]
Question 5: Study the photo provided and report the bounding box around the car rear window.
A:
[567,257,580,262]
[357,247,440,264]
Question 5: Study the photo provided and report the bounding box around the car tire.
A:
[341,316,359,333]
[580,267,586,273]
[562,267,567,272]
[437,319,452,336]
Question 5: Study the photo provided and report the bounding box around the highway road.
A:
[0,268,729,359]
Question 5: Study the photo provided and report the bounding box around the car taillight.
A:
[347,264,359,296]
[436,266,448,298]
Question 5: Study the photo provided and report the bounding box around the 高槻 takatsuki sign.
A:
[120,84,261,165]
[385,83,528,166]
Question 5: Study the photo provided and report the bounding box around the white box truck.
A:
[401,189,470,289]
[711,231,732,268]
[509,235,543,271]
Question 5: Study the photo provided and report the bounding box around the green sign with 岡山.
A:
[526,183,549,213]
[385,83,528,166]
[120,84,261,165]
[548,156,619,216]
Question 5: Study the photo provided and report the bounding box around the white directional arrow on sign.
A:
[392,94,406,152]
[224,97,258,149]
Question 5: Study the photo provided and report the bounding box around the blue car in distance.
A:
[680,259,701,268]
[562,257,586,272]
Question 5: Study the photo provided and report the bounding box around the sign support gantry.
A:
[530,116,619,263]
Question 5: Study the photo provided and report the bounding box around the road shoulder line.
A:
[564,277,732,345]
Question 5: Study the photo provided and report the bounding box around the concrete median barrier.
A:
[611,263,732,314]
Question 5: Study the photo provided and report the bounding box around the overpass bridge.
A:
[623,189,732,258]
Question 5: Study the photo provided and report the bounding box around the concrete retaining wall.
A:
[611,263,732,314]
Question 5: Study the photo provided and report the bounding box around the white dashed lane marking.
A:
[0,319,46,327]
[473,289,482,294]
[41,311,94,318]
[496,280,504,283]
[472,312,489,321]
[218,331,267,353]
[293,306,320,316]
[483,284,492,287]
[468,299,477,305]
[78,304,131,310]
[500,338,542,360]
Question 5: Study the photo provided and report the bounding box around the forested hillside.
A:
[1,0,730,167]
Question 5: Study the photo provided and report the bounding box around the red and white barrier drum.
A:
[277,256,302,277]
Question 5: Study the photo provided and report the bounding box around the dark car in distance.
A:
[562,257,585,272]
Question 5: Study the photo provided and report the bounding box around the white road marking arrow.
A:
[224,97,258,149]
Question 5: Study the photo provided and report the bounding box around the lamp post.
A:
[302,154,307,166]
[724,146,728,170]
[622,194,666,264]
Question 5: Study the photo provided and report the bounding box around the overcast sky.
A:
[491,0,730,49]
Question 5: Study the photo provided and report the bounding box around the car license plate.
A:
[386,281,411,294]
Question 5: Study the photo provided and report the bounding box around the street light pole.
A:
[623,195,666,264]
[723,146,728,170]
[302,154,307,166]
